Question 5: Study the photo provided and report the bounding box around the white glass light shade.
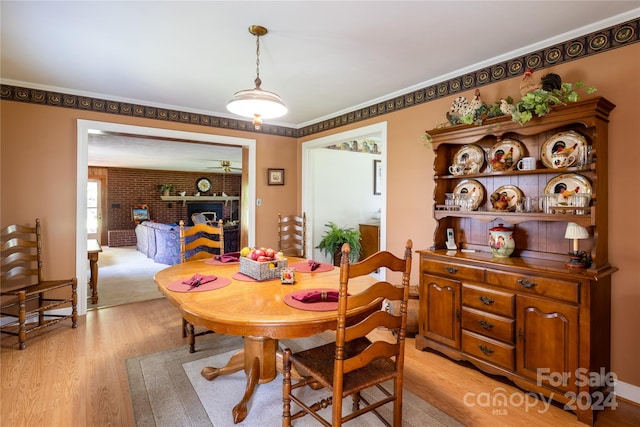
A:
[226,87,287,120]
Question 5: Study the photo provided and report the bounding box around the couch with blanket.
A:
[137,221,218,265]
[135,221,183,265]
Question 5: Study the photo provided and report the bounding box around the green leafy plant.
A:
[504,81,597,125]
[158,183,175,194]
[316,221,361,264]
[421,131,433,150]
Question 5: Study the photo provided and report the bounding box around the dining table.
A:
[154,256,379,423]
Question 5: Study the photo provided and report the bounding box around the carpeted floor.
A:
[127,333,464,427]
[89,246,168,309]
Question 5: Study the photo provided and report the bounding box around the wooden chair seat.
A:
[2,279,76,297]
[1,218,78,350]
[288,337,398,395]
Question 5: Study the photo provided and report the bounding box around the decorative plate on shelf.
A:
[453,179,485,211]
[541,130,587,168]
[490,185,523,212]
[544,173,592,205]
[488,138,525,172]
[452,144,485,174]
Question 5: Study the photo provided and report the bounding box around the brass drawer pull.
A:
[445,266,458,274]
[479,320,494,330]
[479,296,495,305]
[517,279,538,289]
[478,345,495,355]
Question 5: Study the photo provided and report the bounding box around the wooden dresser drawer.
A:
[462,307,514,344]
[485,270,579,303]
[422,258,484,282]
[462,330,514,371]
[462,283,514,317]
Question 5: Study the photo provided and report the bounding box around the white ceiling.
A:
[2,1,638,172]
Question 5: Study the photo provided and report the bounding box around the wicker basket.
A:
[239,257,288,281]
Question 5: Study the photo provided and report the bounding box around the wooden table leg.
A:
[201,348,245,380]
[200,336,278,424]
[88,253,99,304]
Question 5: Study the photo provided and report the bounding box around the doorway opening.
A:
[76,120,257,315]
[302,122,387,280]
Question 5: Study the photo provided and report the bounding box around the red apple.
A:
[265,248,276,259]
[257,255,270,262]
[253,249,265,260]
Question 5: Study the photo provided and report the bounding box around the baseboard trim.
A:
[616,380,640,405]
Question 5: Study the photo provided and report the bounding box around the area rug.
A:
[126,333,463,427]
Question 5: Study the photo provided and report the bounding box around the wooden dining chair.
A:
[277,213,306,258]
[179,219,225,352]
[179,219,225,262]
[282,239,413,426]
[1,218,78,350]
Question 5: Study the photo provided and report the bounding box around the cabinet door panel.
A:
[516,295,578,394]
[421,274,461,349]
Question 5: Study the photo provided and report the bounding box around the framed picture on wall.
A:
[373,160,382,195]
[268,168,285,185]
[132,207,149,222]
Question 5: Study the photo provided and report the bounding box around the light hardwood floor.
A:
[1,298,638,427]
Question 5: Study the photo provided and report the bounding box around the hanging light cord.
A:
[254,33,262,89]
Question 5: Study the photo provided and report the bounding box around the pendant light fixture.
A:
[227,25,287,130]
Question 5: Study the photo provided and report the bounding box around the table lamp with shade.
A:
[564,222,591,268]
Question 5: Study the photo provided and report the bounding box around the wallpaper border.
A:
[1,18,637,139]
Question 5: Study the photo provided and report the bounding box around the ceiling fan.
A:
[206,160,242,173]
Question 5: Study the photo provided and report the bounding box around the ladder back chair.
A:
[277,213,306,258]
[1,218,78,350]
[178,219,225,352]
[282,239,413,426]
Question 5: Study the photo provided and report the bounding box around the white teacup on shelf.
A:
[517,157,536,170]
[551,152,577,168]
[448,163,465,176]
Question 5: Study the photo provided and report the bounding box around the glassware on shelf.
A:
[569,193,590,215]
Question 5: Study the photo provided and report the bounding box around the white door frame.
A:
[301,122,387,279]
[76,120,256,315]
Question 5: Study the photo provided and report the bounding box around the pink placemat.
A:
[167,276,232,292]
[288,261,334,273]
[284,288,340,311]
[204,258,239,266]
[231,272,279,282]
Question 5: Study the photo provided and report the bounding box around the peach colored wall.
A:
[299,43,640,387]
[1,43,638,388]
[0,104,298,275]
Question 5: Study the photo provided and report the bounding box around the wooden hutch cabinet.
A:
[416,98,617,425]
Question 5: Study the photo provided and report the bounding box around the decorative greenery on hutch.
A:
[423,71,597,146]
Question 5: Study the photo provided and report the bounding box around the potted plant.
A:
[158,184,174,196]
[316,221,362,266]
